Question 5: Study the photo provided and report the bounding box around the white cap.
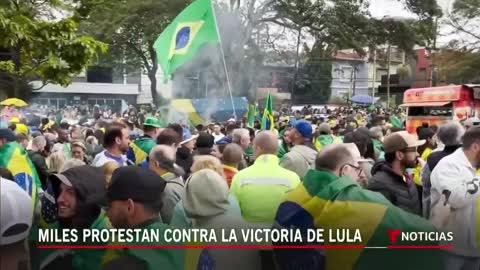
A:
[0,178,33,245]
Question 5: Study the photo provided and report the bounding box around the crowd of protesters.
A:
[1,102,480,270]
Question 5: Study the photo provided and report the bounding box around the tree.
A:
[0,0,107,99]
[446,0,480,49]
[81,0,191,105]
[436,49,480,83]
[302,42,335,104]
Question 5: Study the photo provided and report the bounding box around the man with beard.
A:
[35,165,110,270]
[430,126,480,269]
[52,128,72,158]
[368,131,425,215]
[92,124,130,167]
[104,166,214,270]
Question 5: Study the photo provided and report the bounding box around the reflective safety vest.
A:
[230,154,301,223]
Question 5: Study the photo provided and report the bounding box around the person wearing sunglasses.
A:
[368,131,425,215]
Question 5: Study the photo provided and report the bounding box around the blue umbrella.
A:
[351,95,376,104]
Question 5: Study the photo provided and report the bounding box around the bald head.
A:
[253,131,278,158]
[149,145,176,164]
[149,144,184,176]
[316,144,355,173]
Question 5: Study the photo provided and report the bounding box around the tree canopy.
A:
[447,0,480,49]
[0,0,107,99]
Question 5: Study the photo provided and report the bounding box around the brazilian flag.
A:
[154,0,220,82]
[0,142,41,208]
[261,92,274,130]
[126,137,157,165]
[102,221,215,270]
[273,170,443,270]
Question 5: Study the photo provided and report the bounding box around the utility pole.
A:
[430,17,438,87]
[352,65,357,97]
[386,44,392,109]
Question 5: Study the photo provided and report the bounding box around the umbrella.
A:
[350,95,374,104]
[1,98,28,107]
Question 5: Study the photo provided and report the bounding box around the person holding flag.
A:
[154,0,238,119]
[261,92,274,131]
[126,117,163,165]
[0,128,41,208]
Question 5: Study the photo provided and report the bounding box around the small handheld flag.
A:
[154,0,220,82]
[261,92,274,130]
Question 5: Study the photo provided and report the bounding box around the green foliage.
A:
[453,0,480,18]
[436,49,480,83]
[300,42,334,103]
[400,0,443,19]
[0,0,107,98]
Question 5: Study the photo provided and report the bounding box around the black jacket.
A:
[28,150,49,189]
[40,165,106,270]
[426,145,461,171]
[176,146,193,179]
[368,161,421,215]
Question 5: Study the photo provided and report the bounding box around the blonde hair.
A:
[48,152,66,173]
[191,155,225,178]
[103,161,120,189]
[60,159,85,173]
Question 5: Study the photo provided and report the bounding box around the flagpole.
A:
[210,0,237,119]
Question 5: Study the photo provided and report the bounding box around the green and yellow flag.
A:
[154,0,220,81]
[0,142,41,208]
[261,92,274,130]
[274,170,443,270]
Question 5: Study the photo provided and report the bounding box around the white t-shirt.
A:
[91,150,127,167]
[213,133,225,143]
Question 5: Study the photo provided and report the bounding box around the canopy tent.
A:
[351,95,380,105]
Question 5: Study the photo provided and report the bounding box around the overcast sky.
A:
[369,0,456,46]
[369,0,453,18]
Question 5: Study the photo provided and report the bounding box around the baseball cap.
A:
[293,120,313,138]
[143,117,163,128]
[383,131,425,153]
[0,128,16,142]
[0,178,33,245]
[9,117,20,124]
[107,166,166,203]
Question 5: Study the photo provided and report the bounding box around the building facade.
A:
[331,50,369,98]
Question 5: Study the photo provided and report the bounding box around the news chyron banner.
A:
[36,226,453,270]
